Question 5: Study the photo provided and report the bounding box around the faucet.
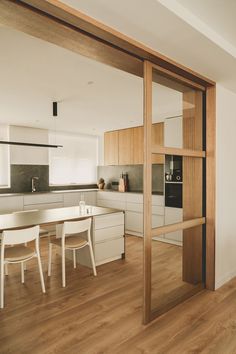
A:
[31,176,39,192]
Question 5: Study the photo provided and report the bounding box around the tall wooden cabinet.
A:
[104,131,119,165]
[118,128,134,165]
[104,123,164,165]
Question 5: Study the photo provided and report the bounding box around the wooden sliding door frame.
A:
[0,0,216,324]
[143,60,215,324]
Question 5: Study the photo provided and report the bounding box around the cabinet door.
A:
[84,191,97,205]
[126,211,143,234]
[165,207,183,243]
[133,126,143,164]
[152,123,164,164]
[118,128,134,165]
[104,131,119,165]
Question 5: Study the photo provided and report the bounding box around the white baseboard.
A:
[215,268,236,289]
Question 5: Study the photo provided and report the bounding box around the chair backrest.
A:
[62,218,92,242]
[2,225,40,246]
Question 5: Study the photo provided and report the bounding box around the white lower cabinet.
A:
[77,211,125,267]
[0,196,24,214]
[63,191,97,207]
[97,191,165,237]
[164,207,183,245]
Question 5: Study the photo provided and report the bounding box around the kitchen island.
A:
[0,206,125,267]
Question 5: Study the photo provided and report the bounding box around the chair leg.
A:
[37,255,46,293]
[48,243,52,276]
[73,249,76,269]
[62,246,66,287]
[88,244,97,276]
[5,263,8,276]
[21,262,25,283]
[0,260,4,308]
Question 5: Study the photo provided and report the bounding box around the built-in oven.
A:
[165,182,182,208]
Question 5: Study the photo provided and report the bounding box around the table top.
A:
[0,206,123,232]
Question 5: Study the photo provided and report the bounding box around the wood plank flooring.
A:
[1,235,236,354]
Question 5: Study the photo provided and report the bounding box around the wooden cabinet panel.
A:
[104,123,164,166]
[133,126,143,164]
[118,128,134,165]
[152,122,164,164]
[104,131,119,165]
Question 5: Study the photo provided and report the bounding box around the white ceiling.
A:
[0,27,182,135]
[61,0,236,93]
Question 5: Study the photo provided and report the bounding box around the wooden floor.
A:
[1,236,236,354]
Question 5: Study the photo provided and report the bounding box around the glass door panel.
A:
[150,65,205,318]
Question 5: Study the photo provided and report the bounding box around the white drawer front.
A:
[152,195,164,206]
[152,214,164,228]
[0,196,24,214]
[165,207,183,225]
[125,211,143,233]
[63,192,80,207]
[126,203,164,215]
[126,202,143,212]
[95,225,124,243]
[24,202,64,211]
[97,199,125,210]
[95,237,124,263]
[152,205,164,216]
[126,193,143,203]
[24,193,63,205]
[84,191,97,206]
[126,212,164,233]
[94,212,124,230]
[97,191,126,202]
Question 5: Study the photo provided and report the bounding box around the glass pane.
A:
[150,67,205,318]
[152,68,203,151]
[151,224,204,313]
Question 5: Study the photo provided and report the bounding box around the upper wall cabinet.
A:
[118,128,134,165]
[133,126,144,164]
[104,123,164,166]
[104,131,119,165]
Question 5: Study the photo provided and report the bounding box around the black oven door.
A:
[165,183,182,208]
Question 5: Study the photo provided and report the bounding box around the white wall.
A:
[215,84,236,288]
[9,125,49,165]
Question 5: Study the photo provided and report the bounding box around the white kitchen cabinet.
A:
[164,207,183,244]
[164,116,183,148]
[0,196,24,214]
[97,191,126,211]
[24,193,63,206]
[24,202,64,211]
[84,191,97,206]
[63,192,80,207]
[126,211,143,235]
[97,191,165,237]
[77,211,125,267]
[63,191,97,207]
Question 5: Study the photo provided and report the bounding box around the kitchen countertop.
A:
[0,188,99,197]
[0,206,123,231]
[0,188,164,197]
[98,189,164,195]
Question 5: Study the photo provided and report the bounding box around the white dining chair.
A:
[48,218,97,287]
[0,225,46,308]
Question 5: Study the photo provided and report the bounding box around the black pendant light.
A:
[0,102,63,148]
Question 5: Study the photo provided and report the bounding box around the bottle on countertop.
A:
[79,193,86,214]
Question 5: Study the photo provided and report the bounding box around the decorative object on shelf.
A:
[97,178,105,189]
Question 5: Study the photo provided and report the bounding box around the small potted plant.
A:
[97,178,105,190]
